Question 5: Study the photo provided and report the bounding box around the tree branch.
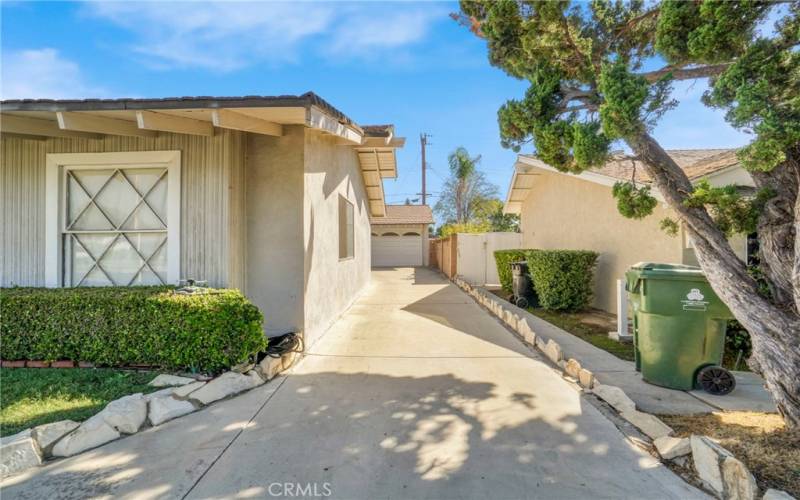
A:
[639,64,731,82]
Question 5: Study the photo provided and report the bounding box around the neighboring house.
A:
[503,150,754,313]
[0,93,404,347]
[370,204,433,267]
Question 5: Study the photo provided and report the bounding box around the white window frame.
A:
[45,151,181,287]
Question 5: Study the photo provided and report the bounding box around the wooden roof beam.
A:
[211,109,282,136]
[57,111,157,137]
[1,114,101,139]
[136,110,214,136]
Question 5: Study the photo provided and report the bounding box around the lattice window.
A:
[63,167,169,286]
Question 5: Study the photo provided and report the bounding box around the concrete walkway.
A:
[486,289,776,415]
[2,268,705,499]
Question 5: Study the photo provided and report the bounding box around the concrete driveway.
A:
[2,267,705,499]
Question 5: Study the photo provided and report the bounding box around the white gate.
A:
[456,232,522,286]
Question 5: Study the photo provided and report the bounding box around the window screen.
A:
[63,167,169,286]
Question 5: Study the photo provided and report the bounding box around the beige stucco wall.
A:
[519,168,683,313]
[302,130,372,347]
[244,127,306,337]
[0,132,246,288]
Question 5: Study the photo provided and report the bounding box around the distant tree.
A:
[475,198,520,232]
[457,1,800,425]
[434,147,498,224]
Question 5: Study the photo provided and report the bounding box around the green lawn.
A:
[0,368,161,437]
[527,307,637,361]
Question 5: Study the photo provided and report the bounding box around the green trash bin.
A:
[626,262,736,394]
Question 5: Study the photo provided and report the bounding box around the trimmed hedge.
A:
[0,287,266,373]
[494,249,533,292]
[525,249,599,311]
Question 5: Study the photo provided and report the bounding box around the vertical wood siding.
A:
[0,131,246,288]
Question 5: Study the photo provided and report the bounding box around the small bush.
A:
[494,249,533,292]
[525,249,599,311]
[1,287,266,373]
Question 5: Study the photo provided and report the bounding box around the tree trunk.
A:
[627,132,800,427]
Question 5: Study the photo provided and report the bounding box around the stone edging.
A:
[450,276,793,500]
[0,351,298,480]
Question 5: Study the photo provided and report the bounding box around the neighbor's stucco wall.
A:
[519,168,682,313]
[0,132,246,288]
[302,130,371,347]
[245,126,306,337]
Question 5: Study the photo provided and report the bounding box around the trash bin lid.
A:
[629,262,707,281]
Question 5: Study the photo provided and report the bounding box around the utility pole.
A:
[420,133,430,206]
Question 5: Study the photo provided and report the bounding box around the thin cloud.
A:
[0,48,107,99]
[83,1,447,71]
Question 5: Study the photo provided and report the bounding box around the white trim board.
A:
[45,151,181,287]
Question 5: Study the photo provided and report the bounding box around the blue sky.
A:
[1,1,751,220]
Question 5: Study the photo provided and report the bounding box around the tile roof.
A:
[587,149,739,183]
[371,205,434,225]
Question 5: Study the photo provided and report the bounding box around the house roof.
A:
[504,149,750,214]
[0,91,406,218]
[588,149,739,183]
[370,205,434,225]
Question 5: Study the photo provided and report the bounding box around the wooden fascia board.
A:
[307,106,362,144]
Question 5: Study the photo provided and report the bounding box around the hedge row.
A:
[0,287,266,373]
[525,249,599,311]
[493,249,533,292]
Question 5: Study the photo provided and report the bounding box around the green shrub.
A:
[0,287,266,373]
[525,249,599,311]
[494,249,533,292]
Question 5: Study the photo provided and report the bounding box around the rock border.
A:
[0,351,297,480]
[450,276,792,500]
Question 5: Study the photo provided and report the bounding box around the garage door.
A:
[372,233,423,267]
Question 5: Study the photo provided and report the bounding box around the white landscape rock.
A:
[722,454,758,500]
[591,384,637,413]
[258,356,285,381]
[148,395,197,426]
[620,410,673,440]
[535,336,548,352]
[565,358,582,379]
[189,371,262,405]
[172,381,206,399]
[544,339,564,365]
[762,489,795,500]
[0,429,42,478]
[98,393,147,434]
[691,435,733,496]
[654,436,691,459]
[148,374,197,387]
[32,420,79,455]
[578,368,595,389]
[51,416,120,457]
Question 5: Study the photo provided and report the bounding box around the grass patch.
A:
[1,368,160,436]
[660,412,800,497]
[527,307,636,361]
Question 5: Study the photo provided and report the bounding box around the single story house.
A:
[370,204,433,267]
[503,149,754,313]
[0,92,404,347]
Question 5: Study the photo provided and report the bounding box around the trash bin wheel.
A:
[515,297,529,308]
[697,365,736,395]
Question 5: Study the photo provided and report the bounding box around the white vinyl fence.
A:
[456,232,522,286]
